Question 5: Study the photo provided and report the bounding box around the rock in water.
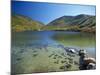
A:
[59,66,65,69]
[84,58,96,64]
[68,49,76,53]
[79,49,87,56]
[79,49,96,70]
[87,63,96,70]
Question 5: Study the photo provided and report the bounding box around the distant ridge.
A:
[47,14,95,26]
[45,14,95,32]
[11,14,96,32]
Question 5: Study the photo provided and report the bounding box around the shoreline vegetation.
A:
[12,14,96,33]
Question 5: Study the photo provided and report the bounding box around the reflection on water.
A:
[12,31,57,47]
[52,31,96,58]
[12,31,96,57]
[11,31,96,74]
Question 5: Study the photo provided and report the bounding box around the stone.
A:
[68,49,76,53]
[61,60,66,63]
[79,49,87,56]
[32,54,38,57]
[84,58,96,64]
[59,66,65,69]
[87,63,96,70]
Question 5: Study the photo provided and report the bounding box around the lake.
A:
[11,31,96,74]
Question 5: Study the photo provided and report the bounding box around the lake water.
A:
[11,31,96,74]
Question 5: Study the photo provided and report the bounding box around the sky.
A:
[12,1,96,24]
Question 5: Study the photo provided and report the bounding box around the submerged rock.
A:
[79,49,96,70]
[84,58,96,64]
[32,54,38,57]
[68,57,73,61]
[54,60,59,64]
[68,49,76,54]
[58,55,62,59]
[59,64,72,71]
[16,58,21,61]
[54,54,58,57]
[48,53,54,58]
[59,66,65,69]
[87,63,96,70]
[65,64,72,69]
[53,56,57,59]
[61,60,67,63]
[79,49,87,56]
[69,59,73,64]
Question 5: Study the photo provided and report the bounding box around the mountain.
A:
[46,14,96,32]
[11,14,96,32]
[47,14,95,26]
[47,16,74,26]
[11,14,44,32]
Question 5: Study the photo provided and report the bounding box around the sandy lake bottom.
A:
[11,31,96,74]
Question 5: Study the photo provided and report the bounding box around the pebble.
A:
[59,66,65,69]
[53,56,56,59]
[69,60,73,64]
[65,64,72,68]
[61,60,66,63]
[58,56,62,58]
[32,54,38,57]
[68,49,76,54]
[48,54,54,58]
[54,60,59,64]
[16,58,21,61]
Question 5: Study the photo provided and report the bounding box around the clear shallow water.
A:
[12,31,96,57]
[51,31,96,58]
[11,31,96,74]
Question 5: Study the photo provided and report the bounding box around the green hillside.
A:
[44,14,96,32]
[11,14,96,32]
[11,14,44,32]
